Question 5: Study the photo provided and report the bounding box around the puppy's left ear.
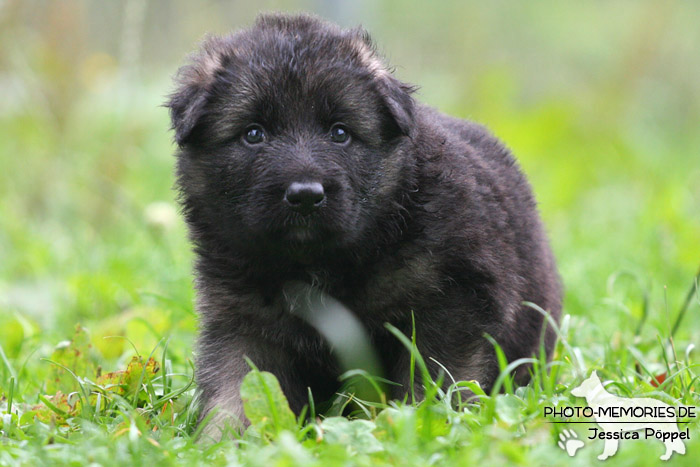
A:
[375,74,417,138]
[351,29,416,138]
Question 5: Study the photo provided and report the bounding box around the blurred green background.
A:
[1,0,699,365]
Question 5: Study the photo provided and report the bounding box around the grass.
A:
[1,290,698,466]
[2,2,700,465]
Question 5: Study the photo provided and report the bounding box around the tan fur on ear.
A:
[198,47,223,81]
[176,35,231,89]
[350,33,390,80]
[346,28,416,137]
[168,35,235,145]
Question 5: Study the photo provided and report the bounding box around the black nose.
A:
[284,182,325,214]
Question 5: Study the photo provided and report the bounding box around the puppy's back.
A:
[416,105,562,380]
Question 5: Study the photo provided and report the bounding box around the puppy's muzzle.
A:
[284,181,325,215]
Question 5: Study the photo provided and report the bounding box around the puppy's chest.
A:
[310,251,445,322]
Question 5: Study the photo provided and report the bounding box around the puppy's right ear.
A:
[166,38,226,146]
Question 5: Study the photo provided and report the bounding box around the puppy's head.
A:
[168,14,416,260]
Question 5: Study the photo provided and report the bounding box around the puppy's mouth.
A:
[275,214,336,245]
[285,224,320,243]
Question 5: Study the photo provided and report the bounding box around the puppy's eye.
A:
[330,124,350,144]
[243,125,265,144]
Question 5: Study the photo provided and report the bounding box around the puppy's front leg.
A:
[195,330,305,440]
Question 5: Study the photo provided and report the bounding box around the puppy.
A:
[167,13,562,436]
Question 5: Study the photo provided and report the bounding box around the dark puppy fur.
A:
[167,13,561,436]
